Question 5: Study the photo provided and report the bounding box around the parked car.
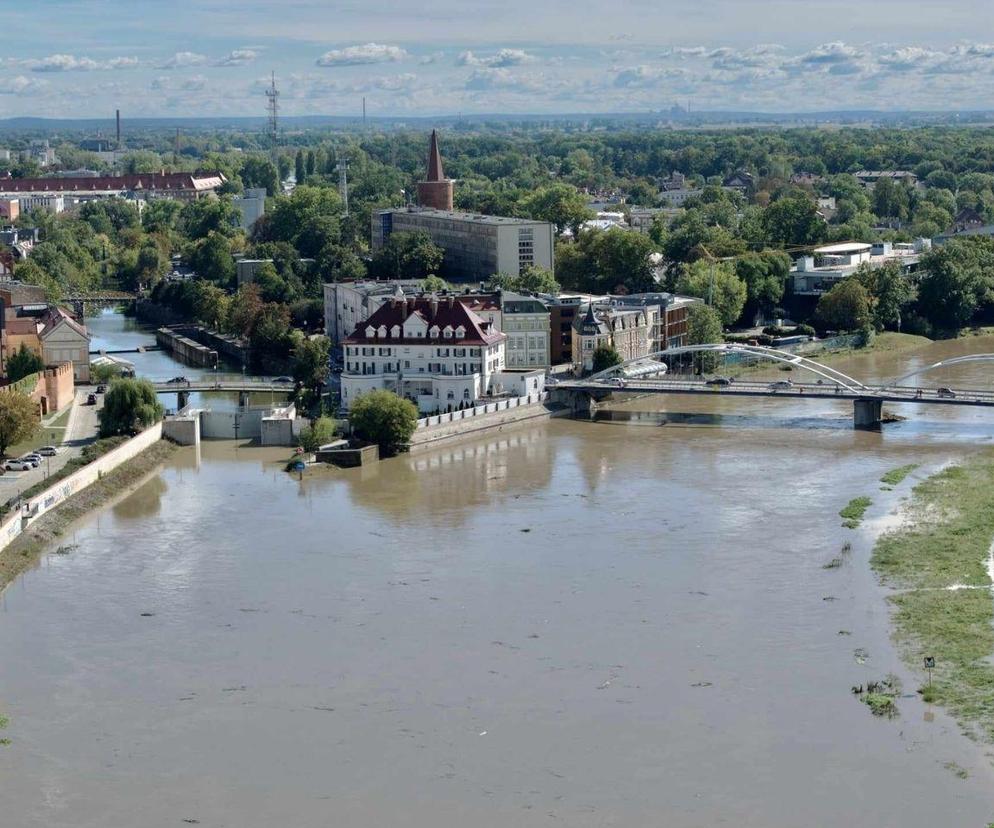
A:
[769,380,793,391]
[273,375,294,384]
[4,460,31,471]
[937,387,956,398]
[37,446,58,457]
[22,453,42,463]
[706,376,733,387]
[96,384,107,393]
[87,393,98,405]
[166,376,189,384]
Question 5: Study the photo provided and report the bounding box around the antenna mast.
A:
[265,71,280,162]
[336,147,350,217]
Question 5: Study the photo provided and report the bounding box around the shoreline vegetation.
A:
[872,454,994,745]
[0,439,177,595]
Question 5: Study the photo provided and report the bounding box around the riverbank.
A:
[0,439,177,594]
[872,453,994,745]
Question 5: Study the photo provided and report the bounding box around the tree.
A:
[814,279,872,331]
[227,284,264,337]
[0,391,37,456]
[6,344,45,383]
[591,344,622,373]
[240,156,280,196]
[292,336,330,391]
[191,281,231,330]
[872,176,910,220]
[99,379,164,437]
[761,196,825,247]
[735,251,789,322]
[917,239,994,333]
[295,151,306,185]
[187,232,235,286]
[685,303,723,373]
[491,266,560,295]
[853,261,916,331]
[558,228,658,294]
[350,390,418,456]
[180,198,239,239]
[522,184,593,236]
[675,260,747,327]
[369,231,444,280]
[421,275,449,293]
[298,417,336,452]
[249,303,294,372]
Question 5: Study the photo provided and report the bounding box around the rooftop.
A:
[812,242,872,255]
[385,207,550,227]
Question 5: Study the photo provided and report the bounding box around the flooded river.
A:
[2,324,994,827]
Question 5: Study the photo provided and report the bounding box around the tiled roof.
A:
[0,172,226,194]
[344,297,505,346]
[40,306,90,340]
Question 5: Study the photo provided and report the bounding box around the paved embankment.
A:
[408,402,563,451]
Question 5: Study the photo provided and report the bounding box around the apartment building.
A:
[500,292,551,369]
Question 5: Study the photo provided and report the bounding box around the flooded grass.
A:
[872,456,994,744]
[840,496,872,528]
[880,464,920,486]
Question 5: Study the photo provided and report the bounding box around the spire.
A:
[426,129,445,181]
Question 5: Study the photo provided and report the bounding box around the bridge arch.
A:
[884,354,994,389]
[586,343,871,394]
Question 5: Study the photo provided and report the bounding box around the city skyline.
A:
[2,1,994,117]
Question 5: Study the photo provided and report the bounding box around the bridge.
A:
[148,374,296,408]
[63,291,138,317]
[552,344,994,428]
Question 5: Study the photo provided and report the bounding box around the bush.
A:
[298,417,336,452]
[349,390,418,456]
[591,344,622,374]
[99,378,164,437]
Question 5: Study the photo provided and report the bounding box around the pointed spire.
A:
[426,129,445,181]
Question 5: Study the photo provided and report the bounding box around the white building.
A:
[39,307,91,383]
[572,304,652,374]
[233,188,266,231]
[342,296,508,413]
[791,240,929,295]
[500,292,551,369]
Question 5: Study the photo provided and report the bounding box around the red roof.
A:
[0,172,226,194]
[425,130,446,182]
[344,297,504,346]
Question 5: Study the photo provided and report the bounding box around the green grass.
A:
[872,456,994,744]
[864,692,899,717]
[840,496,872,528]
[880,464,920,486]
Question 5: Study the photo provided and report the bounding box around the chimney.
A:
[407,297,415,313]
[429,295,439,319]
[116,109,121,146]
[447,296,454,308]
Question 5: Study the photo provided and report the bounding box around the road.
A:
[0,389,102,504]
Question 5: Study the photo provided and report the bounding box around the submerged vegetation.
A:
[840,496,872,528]
[880,464,920,487]
[872,456,994,743]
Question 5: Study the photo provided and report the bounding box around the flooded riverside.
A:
[2,325,994,826]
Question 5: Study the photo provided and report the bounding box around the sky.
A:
[2,0,994,119]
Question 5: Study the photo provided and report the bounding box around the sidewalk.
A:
[0,389,103,502]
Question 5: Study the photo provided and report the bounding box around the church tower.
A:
[417,129,454,211]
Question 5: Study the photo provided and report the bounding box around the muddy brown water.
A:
[2,328,994,827]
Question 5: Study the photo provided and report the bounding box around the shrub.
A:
[349,390,418,456]
[298,417,336,452]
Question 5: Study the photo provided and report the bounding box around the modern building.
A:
[417,130,454,211]
[323,280,426,345]
[0,172,226,203]
[500,292,551,369]
[0,198,19,222]
[572,304,652,374]
[790,240,929,296]
[341,296,507,413]
[372,207,554,282]
[233,187,267,231]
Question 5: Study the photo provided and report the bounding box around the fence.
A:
[415,392,549,430]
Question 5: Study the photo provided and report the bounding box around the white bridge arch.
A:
[586,343,872,394]
[884,354,994,389]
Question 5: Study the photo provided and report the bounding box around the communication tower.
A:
[265,71,280,160]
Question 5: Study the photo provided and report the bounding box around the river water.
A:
[2,318,994,827]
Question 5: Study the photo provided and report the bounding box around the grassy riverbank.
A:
[809,332,933,366]
[0,440,177,594]
[872,455,994,743]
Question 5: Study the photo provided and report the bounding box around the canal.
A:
[1,326,994,827]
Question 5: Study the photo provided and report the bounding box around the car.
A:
[273,375,294,384]
[22,453,42,463]
[166,376,189,384]
[86,393,98,405]
[769,380,793,391]
[19,457,40,468]
[37,446,58,457]
[96,384,107,393]
[608,377,627,387]
[937,387,956,398]
[4,460,31,471]
[706,377,733,387]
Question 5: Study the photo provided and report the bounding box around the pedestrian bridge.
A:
[553,344,994,427]
[148,374,296,408]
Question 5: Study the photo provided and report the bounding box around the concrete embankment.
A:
[0,425,176,593]
[408,402,564,451]
[156,328,218,367]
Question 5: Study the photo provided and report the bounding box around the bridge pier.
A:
[177,390,191,410]
[853,397,883,429]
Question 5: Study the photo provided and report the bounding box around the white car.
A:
[19,456,40,468]
[4,460,31,471]
[37,446,58,457]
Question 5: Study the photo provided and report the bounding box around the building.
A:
[0,280,46,308]
[38,307,91,382]
[658,188,705,206]
[0,198,19,222]
[500,292,551,369]
[323,280,425,345]
[0,172,226,203]
[372,207,554,282]
[11,194,65,214]
[341,296,507,413]
[233,187,267,231]
[722,171,755,193]
[572,304,652,374]
[791,240,929,296]
[607,293,698,352]
[417,130,454,211]
[853,170,919,190]
[1,304,89,388]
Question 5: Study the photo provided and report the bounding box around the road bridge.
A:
[553,344,994,428]
[63,291,137,317]
[148,374,296,409]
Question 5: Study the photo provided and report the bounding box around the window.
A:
[463,389,470,399]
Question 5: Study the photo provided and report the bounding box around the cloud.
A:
[181,75,207,91]
[0,75,49,95]
[613,65,688,88]
[215,49,259,67]
[877,46,945,72]
[159,51,208,69]
[464,67,538,91]
[457,48,536,68]
[794,41,862,66]
[26,54,101,72]
[418,52,445,65]
[316,43,407,67]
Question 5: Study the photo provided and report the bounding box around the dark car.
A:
[96,384,107,393]
[86,393,98,405]
[937,387,956,398]
[167,376,189,384]
[706,376,733,387]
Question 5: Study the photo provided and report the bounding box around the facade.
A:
[14,194,65,214]
[0,172,226,203]
[372,207,554,282]
[341,296,506,413]
[854,170,919,190]
[323,280,426,345]
[417,130,454,211]
[500,292,551,369]
[791,240,929,296]
[233,187,266,231]
[0,198,19,222]
[571,304,652,374]
[39,307,91,382]
[607,293,698,352]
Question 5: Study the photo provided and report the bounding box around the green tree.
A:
[522,183,593,235]
[917,239,994,332]
[369,231,444,280]
[295,151,306,185]
[191,281,231,329]
[292,336,330,392]
[6,344,44,383]
[872,176,910,220]
[227,284,264,337]
[349,389,418,456]
[421,275,449,293]
[761,196,825,247]
[0,391,37,456]
[249,303,294,372]
[591,344,622,373]
[685,303,723,373]
[735,251,789,321]
[298,416,336,452]
[491,266,560,294]
[853,261,916,331]
[815,279,873,331]
[240,156,280,196]
[99,379,164,437]
[188,232,235,286]
[180,198,239,239]
[676,260,747,327]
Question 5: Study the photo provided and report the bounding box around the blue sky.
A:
[2,0,994,117]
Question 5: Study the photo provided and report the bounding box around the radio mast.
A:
[265,71,280,161]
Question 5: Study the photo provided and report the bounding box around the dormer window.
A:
[365,326,375,338]
[429,325,440,338]
[391,325,401,338]
[377,325,388,338]
[455,325,466,338]
[443,326,453,338]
